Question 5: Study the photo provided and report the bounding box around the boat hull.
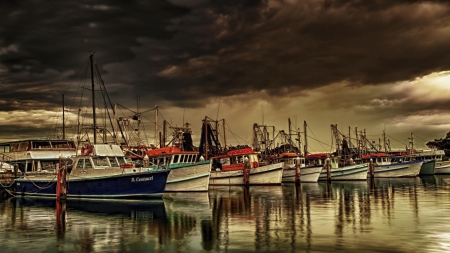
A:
[14,170,169,198]
[319,164,369,181]
[435,161,450,174]
[164,160,211,192]
[372,160,422,178]
[419,160,435,175]
[209,162,283,185]
[282,166,322,183]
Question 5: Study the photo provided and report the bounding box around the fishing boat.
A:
[12,54,170,198]
[199,117,283,186]
[276,152,321,183]
[14,143,169,198]
[363,153,423,177]
[311,154,369,181]
[435,161,450,174]
[122,120,212,192]
[398,149,446,175]
[209,147,283,185]
[145,146,211,192]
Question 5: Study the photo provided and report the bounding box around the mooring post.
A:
[295,158,301,185]
[243,157,250,186]
[57,156,67,201]
[326,158,331,182]
[56,198,67,236]
[369,158,374,178]
[13,164,18,195]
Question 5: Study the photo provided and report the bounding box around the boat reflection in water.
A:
[1,177,450,252]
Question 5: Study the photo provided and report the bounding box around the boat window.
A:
[193,154,197,161]
[109,157,118,167]
[173,155,179,163]
[85,159,92,168]
[32,141,52,149]
[117,157,127,165]
[189,155,193,163]
[182,155,187,163]
[93,157,109,167]
[51,141,74,149]
[11,142,28,152]
[41,161,56,171]
[76,159,84,169]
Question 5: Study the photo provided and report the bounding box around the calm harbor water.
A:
[1,176,450,253]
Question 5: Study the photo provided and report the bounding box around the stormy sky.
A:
[1,0,450,152]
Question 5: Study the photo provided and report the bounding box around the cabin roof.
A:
[93,144,124,157]
[0,139,75,146]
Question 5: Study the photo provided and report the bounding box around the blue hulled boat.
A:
[14,144,170,198]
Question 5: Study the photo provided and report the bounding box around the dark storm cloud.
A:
[1,0,450,111]
[124,0,450,108]
[0,0,189,113]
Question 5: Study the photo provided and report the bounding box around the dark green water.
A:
[1,175,449,253]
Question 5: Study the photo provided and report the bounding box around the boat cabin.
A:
[275,152,306,169]
[211,148,259,171]
[305,153,329,167]
[145,146,200,169]
[72,144,131,169]
[0,139,77,173]
[362,153,392,165]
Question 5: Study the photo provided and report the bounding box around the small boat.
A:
[313,155,369,181]
[14,143,170,198]
[145,146,211,192]
[363,153,423,177]
[276,152,321,183]
[209,147,283,185]
[400,149,446,175]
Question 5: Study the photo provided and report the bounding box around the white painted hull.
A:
[164,161,211,192]
[319,164,369,181]
[435,161,450,174]
[372,160,422,178]
[282,166,322,183]
[209,162,283,185]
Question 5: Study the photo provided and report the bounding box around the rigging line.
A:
[305,135,333,149]
[306,124,328,152]
[386,134,407,146]
[62,57,90,96]
[216,98,221,121]
[414,134,428,142]
[224,122,251,146]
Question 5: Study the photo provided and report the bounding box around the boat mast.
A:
[62,93,65,140]
[304,120,308,156]
[90,54,97,144]
[155,105,158,147]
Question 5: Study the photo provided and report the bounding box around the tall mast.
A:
[62,93,65,140]
[155,105,158,147]
[90,54,97,144]
[303,120,308,156]
[288,118,292,151]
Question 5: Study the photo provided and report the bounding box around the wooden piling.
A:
[369,159,374,178]
[243,157,250,186]
[326,158,331,182]
[13,164,18,195]
[295,158,301,185]
[56,156,67,201]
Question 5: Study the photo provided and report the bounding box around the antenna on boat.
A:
[90,53,97,144]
